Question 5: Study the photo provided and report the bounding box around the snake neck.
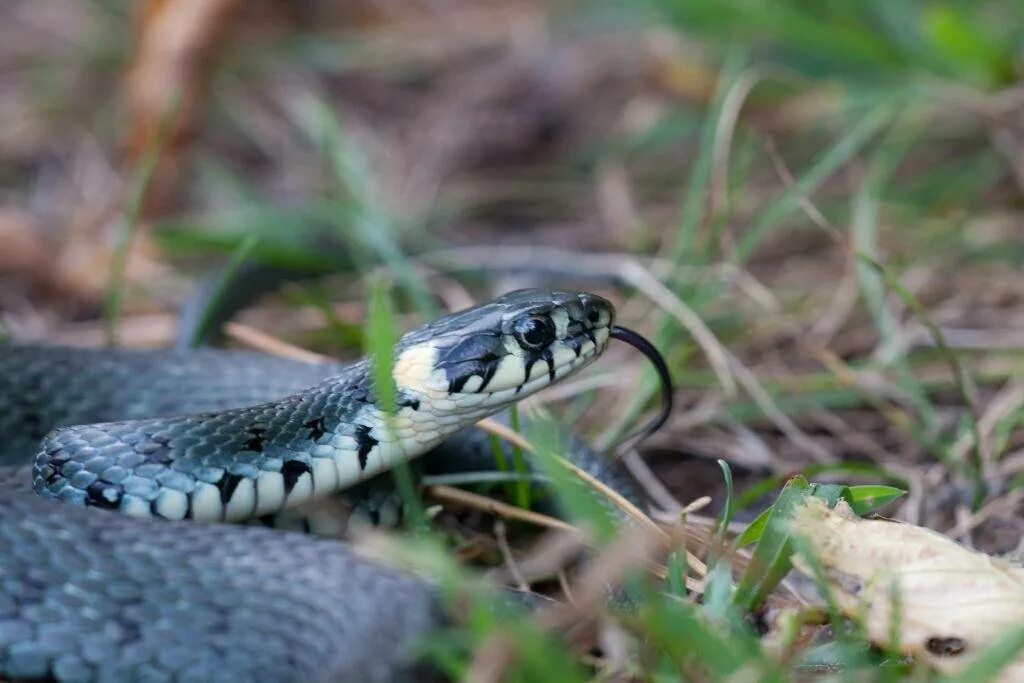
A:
[32,359,493,523]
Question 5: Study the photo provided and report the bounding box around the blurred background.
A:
[2,0,1023,548]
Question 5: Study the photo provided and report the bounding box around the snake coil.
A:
[0,290,671,682]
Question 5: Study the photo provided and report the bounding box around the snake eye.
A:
[514,315,556,351]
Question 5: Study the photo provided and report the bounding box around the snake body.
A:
[0,290,625,682]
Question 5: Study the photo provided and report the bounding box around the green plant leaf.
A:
[733,476,811,611]
[735,507,772,549]
[733,478,902,610]
[844,485,906,515]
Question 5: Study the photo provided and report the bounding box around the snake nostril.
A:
[587,308,601,324]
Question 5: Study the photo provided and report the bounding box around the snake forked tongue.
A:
[609,326,673,445]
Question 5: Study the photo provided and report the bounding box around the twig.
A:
[493,520,530,592]
[620,448,684,514]
[426,484,576,532]
[725,353,836,464]
[223,322,332,364]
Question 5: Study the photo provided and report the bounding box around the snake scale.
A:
[0,289,662,682]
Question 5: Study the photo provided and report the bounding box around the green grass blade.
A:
[303,98,435,317]
[735,507,772,549]
[365,277,425,531]
[709,458,734,564]
[508,406,531,509]
[522,417,618,541]
[734,104,893,266]
[861,255,985,505]
[104,98,177,345]
[733,479,852,611]
[733,476,811,611]
[186,234,259,348]
[670,46,748,260]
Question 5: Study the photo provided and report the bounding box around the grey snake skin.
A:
[0,290,640,682]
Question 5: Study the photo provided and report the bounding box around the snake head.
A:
[392,290,614,413]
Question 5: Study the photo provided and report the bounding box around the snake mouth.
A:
[476,321,612,399]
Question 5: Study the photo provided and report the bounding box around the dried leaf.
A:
[122,0,240,212]
[791,497,1024,681]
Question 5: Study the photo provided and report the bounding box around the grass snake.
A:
[0,289,667,682]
